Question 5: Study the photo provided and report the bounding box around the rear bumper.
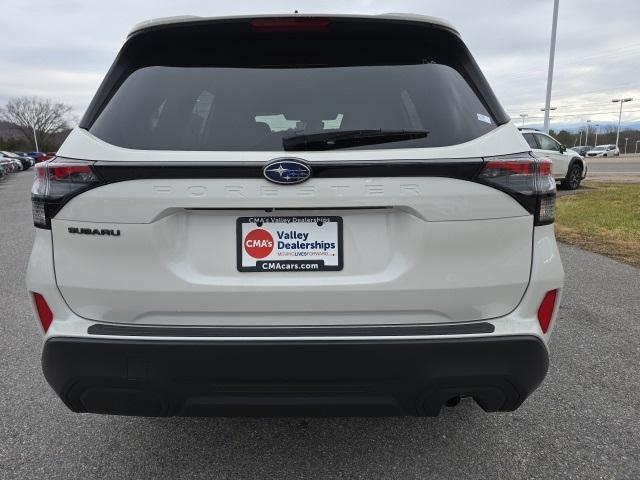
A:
[42,335,548,417]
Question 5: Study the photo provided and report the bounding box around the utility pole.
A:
[612,98,633,148]
[519,113,528,127]
[624,137,629,154]
[585,119,591,145]
[578,130,582,145]
[543,0,560,133]
[594,124,599,146]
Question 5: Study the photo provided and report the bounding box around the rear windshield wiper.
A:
[282,129,429,151]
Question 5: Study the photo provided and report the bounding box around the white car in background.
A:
[26,13,563,418]
[586,145,620,157]
[521,128,587,190]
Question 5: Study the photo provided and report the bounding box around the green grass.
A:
[555,183,640,267]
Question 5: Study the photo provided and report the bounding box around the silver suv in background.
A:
[521,129,587,189]
[586,145,620,157]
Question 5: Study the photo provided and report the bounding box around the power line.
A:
[486,46,640,84]
[511,108,640,117]
[503,83,640,111]
[509,108,640,120]
[506,81,640,100]
[502,83,640,106]
[555,43,640,63]
[489,44,640,78]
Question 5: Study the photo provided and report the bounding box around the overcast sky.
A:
[1,0,639,127]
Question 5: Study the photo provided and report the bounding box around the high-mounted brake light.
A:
[250,17,330,32]
[477,154,555,225]
[31,292,53,333]
[31,158,101,229]
[537,289,558,333]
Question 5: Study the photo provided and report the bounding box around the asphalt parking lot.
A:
[0,171,638,479]
[586,154,640,181]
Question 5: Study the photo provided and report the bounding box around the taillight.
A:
[537,289,558,333]
[32,157,101,229]
[31,292,53,333]
[477,154,555,225]
[250,17,330,32]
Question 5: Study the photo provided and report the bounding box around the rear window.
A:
[84,18,507,151]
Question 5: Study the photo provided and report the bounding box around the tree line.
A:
[0,96,73,152]
[2,95,639,154]
[551,127,640,153]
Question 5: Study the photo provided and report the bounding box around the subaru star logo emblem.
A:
[263,159,312,185]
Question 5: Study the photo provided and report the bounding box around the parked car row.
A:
[29,151,57,163]
[0,151,43,177]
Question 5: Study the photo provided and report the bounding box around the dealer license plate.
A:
[237,216,343,272]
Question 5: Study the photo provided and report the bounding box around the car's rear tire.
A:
[561,163,582,190]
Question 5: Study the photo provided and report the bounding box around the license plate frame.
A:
[236,216,343,272]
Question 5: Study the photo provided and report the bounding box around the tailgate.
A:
[51,175,533,326]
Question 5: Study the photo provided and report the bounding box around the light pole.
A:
[519,113,528,127]
[594,124,599,146]
[624,137,629,154]
[540,107,557,131]
[612,98,633,148]
[585,119,591,145]
[543,0,560,134]
[31,124,39,152]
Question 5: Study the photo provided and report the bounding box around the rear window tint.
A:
[89,64,497,151]
[83,18,507,152]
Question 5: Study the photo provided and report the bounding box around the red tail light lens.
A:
[250,17,330,32]
[477,154,555,225]
[537,289,558,333]
[32,292,53,333]
[32,158,100,229]
[48,163,93,180]
[482,160,534,176]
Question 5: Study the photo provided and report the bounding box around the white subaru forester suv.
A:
[27,14,564,417]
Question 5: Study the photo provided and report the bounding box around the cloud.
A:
[1,0,639,125]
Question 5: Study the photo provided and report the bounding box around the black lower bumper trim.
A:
[87,322,494,337]
[42,335,548,417]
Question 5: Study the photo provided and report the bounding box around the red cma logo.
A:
[244,229,274,258]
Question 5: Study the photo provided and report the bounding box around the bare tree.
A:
[0,96,72,151]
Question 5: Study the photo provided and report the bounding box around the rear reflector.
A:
[250,17,330,32]
[32,292,53,333]
[537,290,558,333]
[537,195,556,225]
